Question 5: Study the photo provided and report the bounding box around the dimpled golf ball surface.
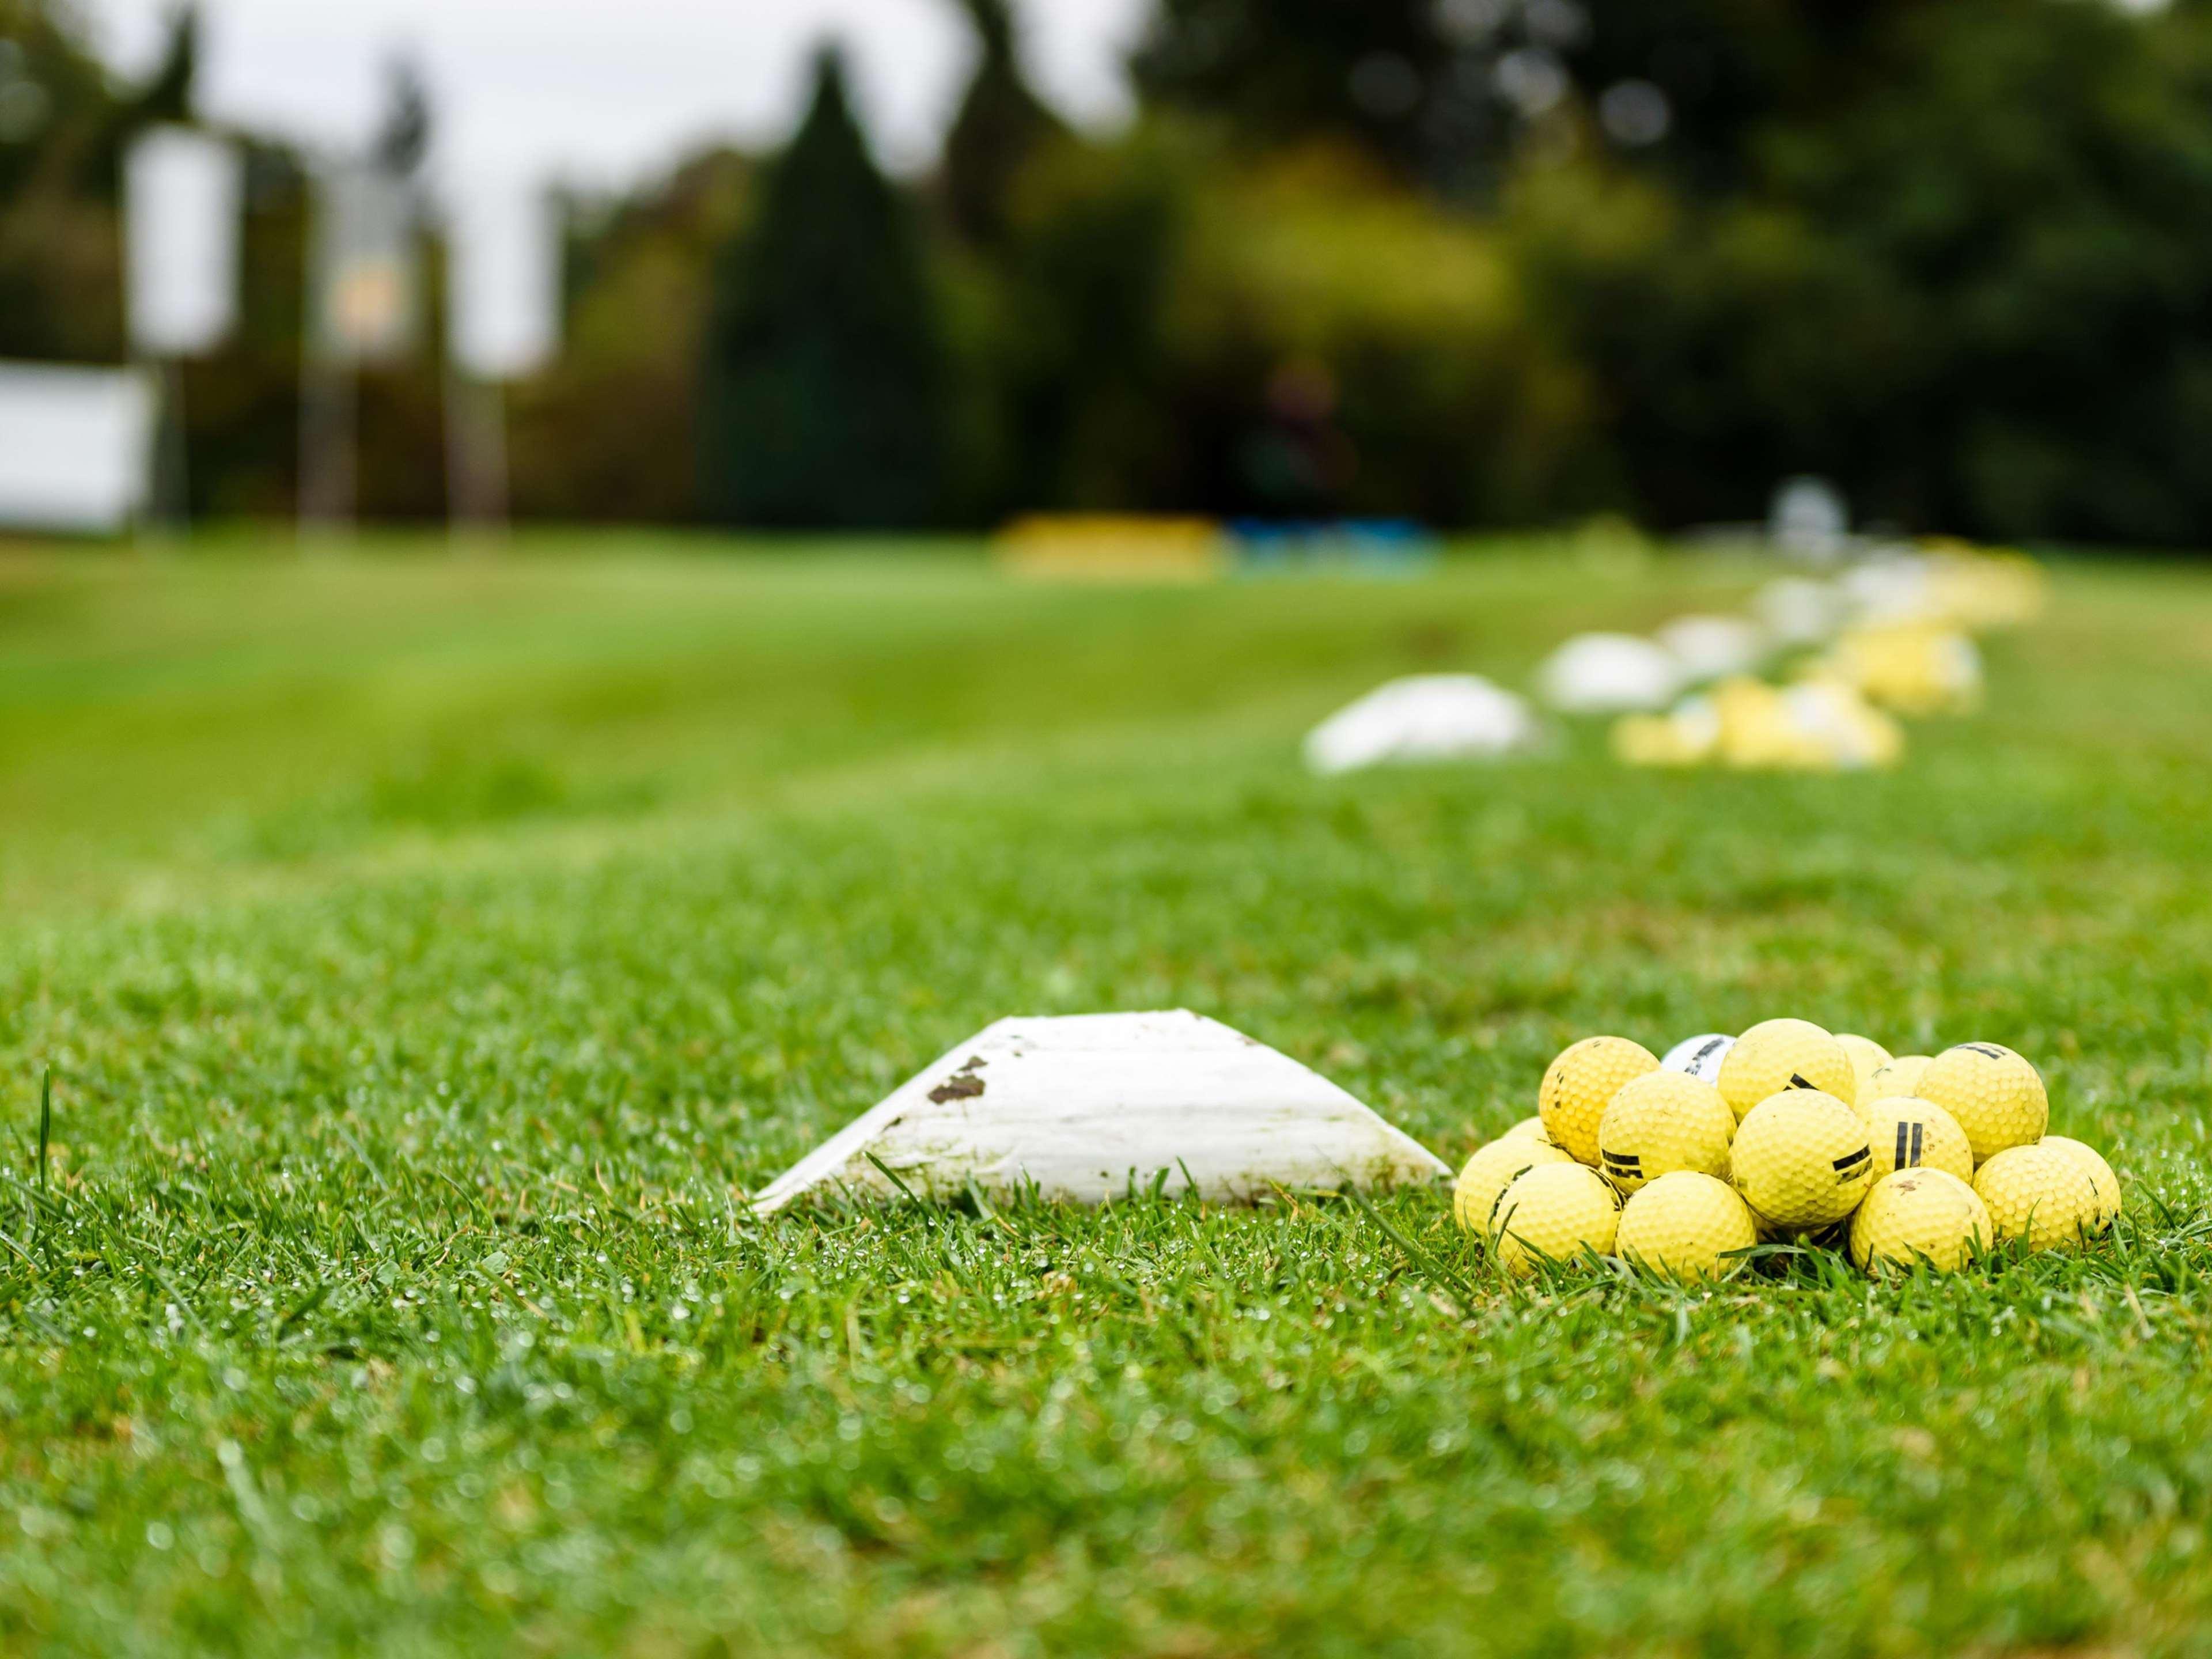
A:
[1918,1043,2050,1165]
[1616,1173,1759,1282]
[1861,1096,1975,1182]
[1975,1143,2099,1252]
[1492,1162,1620,1276]
[1865,1055,1933,1109]
[1453,1138,1573,1237]
[1717,1019,1857,1122]
[1835,1034,1893,1107]
[1850,1169,1992,1274]
[1661,1033,1736,1085]
[1597,1070,1736,1194]
[2042,1135,2123,1233]
[1730,1090,1874,1230]
[1539,1037,1660,1166]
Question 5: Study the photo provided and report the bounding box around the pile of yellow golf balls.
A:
[1454,1019,2122,1281]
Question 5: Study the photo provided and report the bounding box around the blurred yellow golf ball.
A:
[1616,1172,1759,1282]
[1539,1036,1660,1166]
[1974,1142,2099,1252]
[1502,1115,1555,1145]
[1453,1137,1573,1238]
[1730,1089,1874,1231]
[1861,1095,1975,1182]
[1717,1019,1857,1122]
[1835,1033,1893,1108]
[1849,1169,1993,1274]
[2041,1135,2122,1234]
[1491,1162,1621,1277]
[1597,1070,1736,1195]
[1917,1043,2048,1165]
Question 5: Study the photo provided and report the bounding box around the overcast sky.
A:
[77,0,1152,188]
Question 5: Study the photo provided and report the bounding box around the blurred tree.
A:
[1131,0,1478,186]
[510,151,757,522]
[940,0,1063,245]
[696,47,944,528]
[967,127,1186,514]
[373,52,433,180]
[1552,0,1908,191]
[124,3,197,127]
[0,0,130,359]
[1522,0,2212,542]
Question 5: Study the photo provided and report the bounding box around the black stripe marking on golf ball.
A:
[1963,1043,2007,1059]
[1911,1122,1924,1165]
[1789,1073,1816,1090]
[1833,1146,1872,1176]
[1603,1152,1642,1172]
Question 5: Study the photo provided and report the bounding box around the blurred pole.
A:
[143,357,190,544]
[299,356,356,540]
[445,365,509,548]
[300,164,419,547]
[123,127,243,550]
[445,181,560,552]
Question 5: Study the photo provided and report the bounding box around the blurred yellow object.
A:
[1611,711,1709,767]
[1921,540,2050,630]
[1782,678,1906,769]
[1829,623,1983,716]
[995,516,1229,584]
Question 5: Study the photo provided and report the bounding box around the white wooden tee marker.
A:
[753,1011,1450,1214]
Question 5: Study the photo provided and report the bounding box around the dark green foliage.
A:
[697,50,945,529]
[1537,0,2212,540]
[1559,0,1910,190]
[511,153,757,524]
[372,52,433,179]
[0,0,161,362]
[940,0,1062,245]
[980,137,1186,512]
[1132,0,1474,184]
[124,2,198,127]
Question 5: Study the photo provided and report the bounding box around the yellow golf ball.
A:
[1865,1054,1933,1106]
[1491,1162,1621,1277]
[1597,1070,1736,1195]
[1849,1169,1993,1274]
[1539,1036,1660,1166]
[1615,1172,1759,1282]
[1974,1143,2099,1252]
[1861,1096,1975,1183]
[2041,1135,2122,1234]
[1918,1043,2049,1165]
[1729,1089,1874,1232]
[1502,1115,1556,1145]
[1835,1034,1893,1108]
[1453,1138,1574,1237]
[1717,1019,1857,1122]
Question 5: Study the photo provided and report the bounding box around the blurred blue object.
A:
[1229,519,1441,578]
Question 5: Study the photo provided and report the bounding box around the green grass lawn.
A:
[2,532,2210,1656]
